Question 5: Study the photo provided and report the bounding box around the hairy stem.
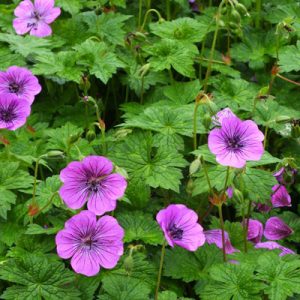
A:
[141,9,163,31]
[155,241,166,300]
[276,74,300,87]
[193,102,199,150]
[218,204,227,262]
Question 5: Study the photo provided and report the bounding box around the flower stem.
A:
[141,9,163,32]
[222,166,230,196]
[255,0,262,29]
[32,158,40,207]
[201,157,213,195]
[243,200,252,253]
[203,0,225,92]
[276,74,300,87]
[218,204,227,262]
[264,126,268,149]
[166,0,171,20]
[155,241,166,300]
[138,0,143,29]
[193,102,199,150]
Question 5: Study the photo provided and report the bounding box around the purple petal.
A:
[81,156,114,177]
[271,184,291,208]
[14,0,34,18]
[13,18,32,35]
[264,217,293,240]
[59,182,88,210]
[34,0,55,13]
[87,193,117,216]
[64,210,96,233]
[256,203,272,213]
[255,241,295,256]
[212,108,236,126]
[30,21,52,37]
[43,7,61,24]
[71,248,100,277]
[227,187,234,198]
[247,219,263,244]
[55,229,78,259]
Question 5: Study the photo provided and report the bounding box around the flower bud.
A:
[235,3,248,16]
[189,157,201,175]
[186,178,194,195]
[203,113,212,130]
[230,9,241,22]
[86,129,96,142]
[28,203,39,217]
[68,132,81,144]
[46,150,64,158]
[124,255,134,274]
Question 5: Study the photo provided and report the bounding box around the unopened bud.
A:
[86,129,96,142]
[28,203,39,217]
[189,158,201,175]
[124,255,134,274]
[46,150,64,158]
[186,178,194,195]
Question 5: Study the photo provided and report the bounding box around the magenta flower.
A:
[247,219,263,244]
[208,116,264,168]
[56,210,124,277]
[59,156,127,216]
[13,0,61,38]
[212,108,236,126]
[204,229,238,254]
[274,167,297,185]
[156,204,205,251]
[271,184,291,208]
[255,241,295,256]
[264,217,293,240]
[0,66,41,104]
[0,95,31,130]
[256,203,272,213]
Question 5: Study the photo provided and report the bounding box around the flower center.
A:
[0,106,17,122]
[227,136,243,150]
[81,236,93,249]
[86,176,106,193]
[8,83,20,94]
[27,11,41,28]
[168,224,183,240]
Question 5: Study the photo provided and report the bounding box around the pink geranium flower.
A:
[56,211,124,276]
[0,66,41,104]
[13,0,61,38]
[59,156,127,216]
[271,184,291,208]
[247,219,263,244]
[0,94,31,130]
[208,116,264,168]
[156,204,205,251]
[204,229,239,254]
[264,217,293,240]
[212,108,236,126]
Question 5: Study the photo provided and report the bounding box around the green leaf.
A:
[150,17,211,43]
[0,253,80,300]
[46,122,83,152]
[239,168,277,203]
[0,34,53,57]
[117,211,163,245]
[109,131,187,192]
[56,0,84,15]
[256,252,300,300]
[164,245,223,282]
[32,51,83,83]
[145,39,198,77]
[81,11,131,45]
[201,263,262,300]
[158,291,194,300]
[100,276,151,300]
[74,40,125,83]
[0,47,25,70]
[163,80,202,104]
[0,189,16,220]
[25,224,60,235]
[279,41,300,73]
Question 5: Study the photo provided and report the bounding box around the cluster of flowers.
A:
[0,66,41,130]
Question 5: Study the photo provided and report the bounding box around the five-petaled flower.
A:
[0,94,31,130]
[156,204,205,251]
[208,116,264,168]
[56,210,124,276]
[0,66,41,104]
[59,156,127,215]
[13,0,61,38]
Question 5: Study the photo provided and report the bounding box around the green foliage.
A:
[0,253,81,299]
[109,131,187,192]
[117,211,163,245]
[279,41,300,72]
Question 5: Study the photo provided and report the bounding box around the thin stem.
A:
[196,57,226,65]
[138,0,143,29]
[32,158,40,206]
[203,0,225,92]
[199,202,214,224]
[193,102,199,150]
[255,0,262,29]
[222,166,230,196]
[276,74,300,87]
[166,0,171,21]
[155,241,166,300]
[34,192,58,219]
[244,200,252,253]
[140,76,145,104]
[141,9,162,31]
[264,126,268,149]
[218,204,227,262]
